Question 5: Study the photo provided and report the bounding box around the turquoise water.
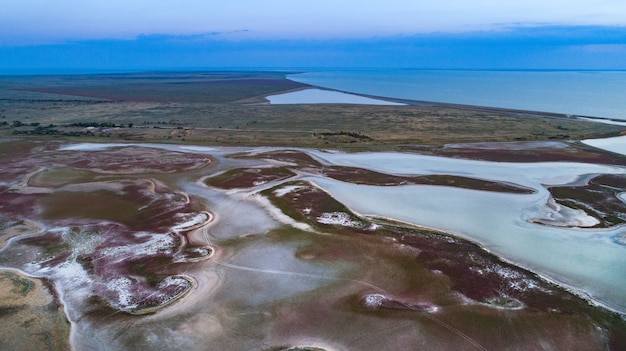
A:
[58,142,626,314]
[289,70,626,120]
[307,150,626,314]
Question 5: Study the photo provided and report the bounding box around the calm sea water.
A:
[289,70,626,120]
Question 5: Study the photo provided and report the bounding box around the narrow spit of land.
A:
[0,71,623,149]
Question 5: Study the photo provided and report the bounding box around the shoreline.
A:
[2,70,622,151]
[266,88,406,106]
[51,140,626,316]
[292,83,626,124]
[0,138,624,350]
[2,70,626,348]
[287,70,626,121]
[363,213,626,317]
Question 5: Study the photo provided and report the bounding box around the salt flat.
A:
[306,149,626,313]
[1,140,625,350]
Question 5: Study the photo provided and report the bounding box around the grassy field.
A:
[0,71,623,150]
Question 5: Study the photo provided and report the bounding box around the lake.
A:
[59,142,626,314]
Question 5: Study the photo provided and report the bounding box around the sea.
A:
[288,70,626,120]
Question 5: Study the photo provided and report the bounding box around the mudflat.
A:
[1,72,626,350]
[0,140,625,350]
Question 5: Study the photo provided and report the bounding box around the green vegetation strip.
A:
[1,72,622,149]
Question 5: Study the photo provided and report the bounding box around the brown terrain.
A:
[0,72,625,350]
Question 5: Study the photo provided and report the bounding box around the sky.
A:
[1,0,626,71]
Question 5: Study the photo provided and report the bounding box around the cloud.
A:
[1,25,625,72]
[135,31,252,42]
[3,0,626,45]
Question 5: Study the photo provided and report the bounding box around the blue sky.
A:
[1,0,625,70]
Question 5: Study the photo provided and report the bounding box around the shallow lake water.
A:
[57,143,626,314]
[583,135,626,156]
[266,88,405,105]
[306,150,626,313]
